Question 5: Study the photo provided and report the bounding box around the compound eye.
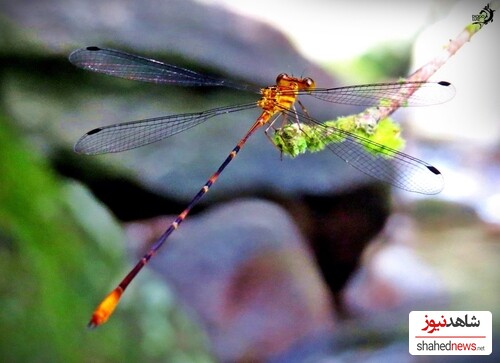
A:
[304,77,315,89]
[276,73,288,83]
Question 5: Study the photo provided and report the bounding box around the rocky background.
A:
[1,1,498,362]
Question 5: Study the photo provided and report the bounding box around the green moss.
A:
[361,118,406,157]
[465,23,482,36]
[273,124,311,157]
[272,116,405,159]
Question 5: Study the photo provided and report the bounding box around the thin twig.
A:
[362,1,497,123]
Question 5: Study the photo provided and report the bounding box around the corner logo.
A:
[409,311,492,355]
[472,3,495,28]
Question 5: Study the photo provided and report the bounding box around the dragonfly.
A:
[69,46,455,327]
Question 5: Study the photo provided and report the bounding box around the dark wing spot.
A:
[426,165,441,175]
[86,46,101,51]
[87,127,102,135]
[438,81,451,87]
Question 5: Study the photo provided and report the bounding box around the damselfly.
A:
[69,46,454,327]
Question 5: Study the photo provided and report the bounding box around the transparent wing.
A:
[75,103,257,155]
[303,81,455,107]
[69,47,255,91]
[279,109,444,194]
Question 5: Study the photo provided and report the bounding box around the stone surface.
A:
[1,0,371,202]
[125,199,336,362]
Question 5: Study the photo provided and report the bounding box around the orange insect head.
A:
[276,73,315,91]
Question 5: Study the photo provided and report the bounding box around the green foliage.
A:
[0,112,214,362]
[0,115,134,362]
[272,124,321,157]
[325,41,412,84]
[369,118,406,154]
[465,23,482,36]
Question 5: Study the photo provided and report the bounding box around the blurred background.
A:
[0,0,498,362]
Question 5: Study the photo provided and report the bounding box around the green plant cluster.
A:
[272,116,406,158]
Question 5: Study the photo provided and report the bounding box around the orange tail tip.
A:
[87,287,124,328]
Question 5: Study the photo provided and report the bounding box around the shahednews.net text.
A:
[416,340,487,352]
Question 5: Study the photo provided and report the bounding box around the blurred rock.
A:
[300,184,391,312]
[342,214,448,319]
[0,1,410,360]
[2,1,498,362]
[0,0,333,85]
[125,198,336,362]
[1,0,371,201]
